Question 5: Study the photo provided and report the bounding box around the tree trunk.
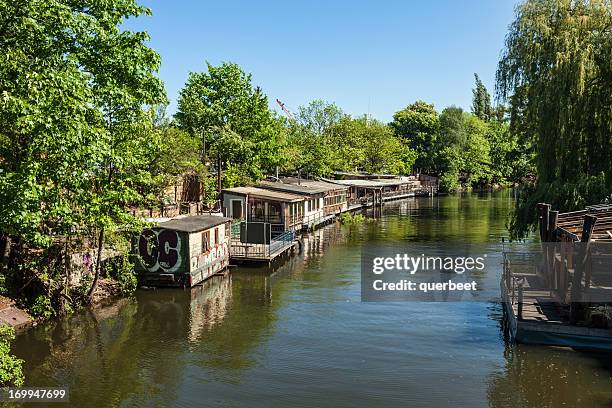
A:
[87,228,105,302]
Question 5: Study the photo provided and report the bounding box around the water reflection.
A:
[11,192,612,408]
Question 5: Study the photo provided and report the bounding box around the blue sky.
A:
[127,1,518,122]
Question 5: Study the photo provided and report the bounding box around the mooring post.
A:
[536,203,550,242]
[570,214,597,324]
[517,279,524,321]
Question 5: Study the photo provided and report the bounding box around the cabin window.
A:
[250,198,265,221]
[268,202,281,222]
[231,199,243,219]
[214,227,219,245]
[202,231,210,252]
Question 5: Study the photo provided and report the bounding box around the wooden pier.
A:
[501,203,612,350]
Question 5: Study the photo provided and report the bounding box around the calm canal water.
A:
[14,192,612,407]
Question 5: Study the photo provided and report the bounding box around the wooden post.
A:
[569,214,597,324]
[517,279,524,321]
[547,210,559,242]
[537,203,550,242]
[543,210,559,287]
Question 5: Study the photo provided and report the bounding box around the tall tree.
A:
[296,100,346,136]
[330,116,414,174]
[390,101,439,173]
[497,0,612,237]
[471,74,492,122]
[0,0,165,307]
[175,62,283,188]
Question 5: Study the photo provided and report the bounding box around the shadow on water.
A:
[488,345,612,408]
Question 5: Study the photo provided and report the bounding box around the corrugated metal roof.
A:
[296,180,350,192]
[222,186,304,202]
[322,178,414,188]
[257,180,329,195]
[159,215,231,233]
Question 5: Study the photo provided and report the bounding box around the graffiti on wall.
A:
[190,242,229,273]
[138,229,184,273]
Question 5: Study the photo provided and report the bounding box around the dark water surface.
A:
[14,192,612,407]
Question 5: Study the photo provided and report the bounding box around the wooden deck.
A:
[230,240,299,263]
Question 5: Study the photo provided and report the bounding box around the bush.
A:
[116,257,138,295]
[29,295,55,319]
[0,325,24,387]
[339,212,366,225]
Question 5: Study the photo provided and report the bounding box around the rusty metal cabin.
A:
[135,215,232,287]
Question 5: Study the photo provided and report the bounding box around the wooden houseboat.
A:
[258,180,349,228]
[134,215,232,287]
[221,186,306,232]
[324,176,435,208]
[221,186,303,262]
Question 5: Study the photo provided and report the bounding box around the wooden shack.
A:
[221,186,307,234]
[258,180,348,228]
[293,180,349,216]
[135,215,232,287]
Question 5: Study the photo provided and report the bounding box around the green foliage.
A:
[436,107,491,190]
[281,101,414,177]
[153,126,204,179]
[390,101,440,173]
[283,122,335,177]
[115,257,138,296]
[0,326,24,387]
[508,174,609,239]
[175,62,283,189]
[30,295,55,319]
[0,0,166,311]
[330,116,414,174]
[497,0,612,237]
[339,212,366,225]
[297,100,346,136]
[472,74,493,122]
[391,96,530,192]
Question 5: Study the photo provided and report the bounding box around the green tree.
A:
[497,0,612,237]
[462,114,491,185]
[438,106,467,148]
[175,62,283,191]
[331,116,414,174]
[0,0,165,307]
[390,101,439,173]
[437,107,492,190]
[471,74,492,122]
[296,100,346,136]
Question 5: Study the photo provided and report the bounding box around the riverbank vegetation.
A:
[0,325,23,386]
[497,0,612,238]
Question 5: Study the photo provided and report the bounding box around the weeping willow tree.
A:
[497,0,612,238]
